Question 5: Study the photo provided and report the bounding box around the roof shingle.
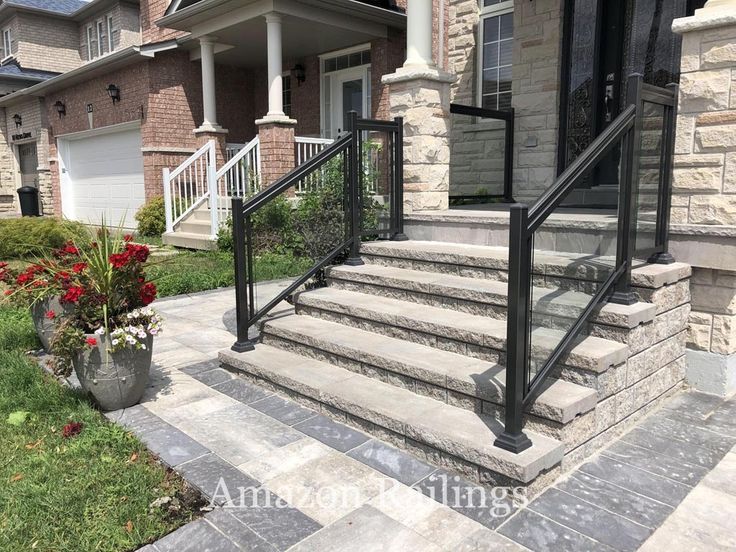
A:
[3,0,90,16]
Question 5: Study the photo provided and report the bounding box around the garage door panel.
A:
[60,127,144,230]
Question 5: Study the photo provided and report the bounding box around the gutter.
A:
[0,42,178,107]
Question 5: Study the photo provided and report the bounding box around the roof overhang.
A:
[158,0,406,35]
[0,41,178,107]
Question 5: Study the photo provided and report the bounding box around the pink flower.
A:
[85,337,97,347]
[45,310,56,320]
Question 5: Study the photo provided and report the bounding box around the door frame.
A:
[330,66,369,137]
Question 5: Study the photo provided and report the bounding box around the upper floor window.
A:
[87,14,115,60]
[479,0,513,110]
[87,25,99,60]
[106,15,115,52]
[2,28,12,59]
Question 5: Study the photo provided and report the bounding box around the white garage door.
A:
[59,125,145,230]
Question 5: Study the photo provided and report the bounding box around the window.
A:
[479,0,513,110]
[97,20,105,55]
[106,15,115,52]
[2,28,12,59]
[87,25,98,60]
[322,49,371,73]
[282,74,292,118]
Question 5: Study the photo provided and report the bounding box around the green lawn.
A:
[148,249,313,298]
[0,307,204,552]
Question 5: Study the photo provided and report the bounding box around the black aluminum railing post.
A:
[494,203,533,454]
[609,74,642,306]
[231,197,255,352]
[345,111,364,266]
[649,82,678,265]
[503,108,515,203]
[392,116,409,241]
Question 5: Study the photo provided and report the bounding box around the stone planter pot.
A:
[73,334,153,411]
[30,296,65,352]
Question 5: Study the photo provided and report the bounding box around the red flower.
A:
[109,252,130,268]
[123,234,134,242]
[62,422,83,438]
[45,310,56,320]
[72,262,87,273]
[4,290,12,296]
[140,282,157,305]
[85,337,97,347]
[62,243,79,256]
[124,243,149,263]
[62,286,84,304]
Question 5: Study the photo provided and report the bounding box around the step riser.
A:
[178,221,212,234]
[294,302,616,391]
[362,253,605,295]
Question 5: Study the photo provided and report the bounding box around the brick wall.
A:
[141,0,186,43]
[16,13,81,73]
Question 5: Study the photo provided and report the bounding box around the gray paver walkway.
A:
[106,287,735,551]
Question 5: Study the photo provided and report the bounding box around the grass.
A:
[0,307,204,551]
[147,249,313,298]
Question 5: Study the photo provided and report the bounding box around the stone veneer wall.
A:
[0,110,16,214]
[669,6,736,395]
[447,0,563,202]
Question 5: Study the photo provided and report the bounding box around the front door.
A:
[17,142,38,188]
[330,67,368,137]
[559,0,689,206]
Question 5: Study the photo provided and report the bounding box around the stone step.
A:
[178,219,213,235]
[326,264,656,329]
[293,288,629,373]
[219,344,565,484]
[162,231,217,250]
[261,314,598,424]
[360,240,691,290]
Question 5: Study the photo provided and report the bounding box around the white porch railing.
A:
[295,136,333,193]
[215,136,261,225]
[163,140,217,236]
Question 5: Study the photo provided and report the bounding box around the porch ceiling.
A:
[182,11,386,67]
[163,0,405,67]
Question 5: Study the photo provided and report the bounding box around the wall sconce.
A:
[12,113,22,128]
[292,64,306,85]
[54,100,66,117]
[106,84,121,104]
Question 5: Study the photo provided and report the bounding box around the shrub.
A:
[0,218,86,259]
[217,195,299,254]
[135,196,166,237]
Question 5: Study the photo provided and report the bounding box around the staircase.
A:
[220,239,690,492]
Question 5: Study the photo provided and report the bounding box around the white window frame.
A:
[477,0,514,111]
[106,14,115,53]
[86,25,98,60]
[282,71,292,118]
[97,19,105,55]
[2,28,12,60]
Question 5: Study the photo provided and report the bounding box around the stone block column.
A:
[382,0,455,213]
[670,0,736,395]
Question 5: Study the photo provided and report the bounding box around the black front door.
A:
[559,0,689,207]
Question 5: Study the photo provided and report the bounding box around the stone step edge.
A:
[327,264,656,330]
[262,315,598,424]
[219,345,564,484]
[359,241,692,289]
[294,288,630,374]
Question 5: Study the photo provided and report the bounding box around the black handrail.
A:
[495,74,678,454]
[231,112,405,352]
[449,103,515,203]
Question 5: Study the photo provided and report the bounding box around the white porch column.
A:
[196,36,224,133]
[266,13,285,118]
[404,0,434,68]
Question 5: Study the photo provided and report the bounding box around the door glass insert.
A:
[341,78,363,130]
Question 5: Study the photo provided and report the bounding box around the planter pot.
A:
[30,296,65,352]
[73,334,153,411]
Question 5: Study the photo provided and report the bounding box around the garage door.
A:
[59,125,145,230]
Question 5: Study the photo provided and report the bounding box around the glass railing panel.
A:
[360,129,393,238]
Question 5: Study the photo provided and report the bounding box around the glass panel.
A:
[360,130,392,237]
[341,78,363,130]
[526,155,622,385]
[249,149,350,319]
[482,68,499,95]
[499,13,513,39]
[483,16,499,43]
[633,100,665,256]
[449,110,507,203]
[481,11,513,112]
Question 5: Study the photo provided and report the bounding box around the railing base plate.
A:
[648,252,675,265]
[494,432,533,454]
[391,233,410,242]
[231,340,256,353]
[344,257,365,266]
[608,290,639,306]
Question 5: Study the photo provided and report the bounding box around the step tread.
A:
[360,240,691,288]
[264,314,598,423]
[296,287,629,372]
[219,344,564,483]
[328,264,656,328]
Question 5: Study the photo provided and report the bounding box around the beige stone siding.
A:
[15,13,81,73]
[447,0,563,202]
[0,15,20,59]
[0,111,16,214]
[79,2,141,62]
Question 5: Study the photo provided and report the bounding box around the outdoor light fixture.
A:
[106,83,121,103]
[54,100,66,117]
[292,64,306,85]
[12,114,21,128]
